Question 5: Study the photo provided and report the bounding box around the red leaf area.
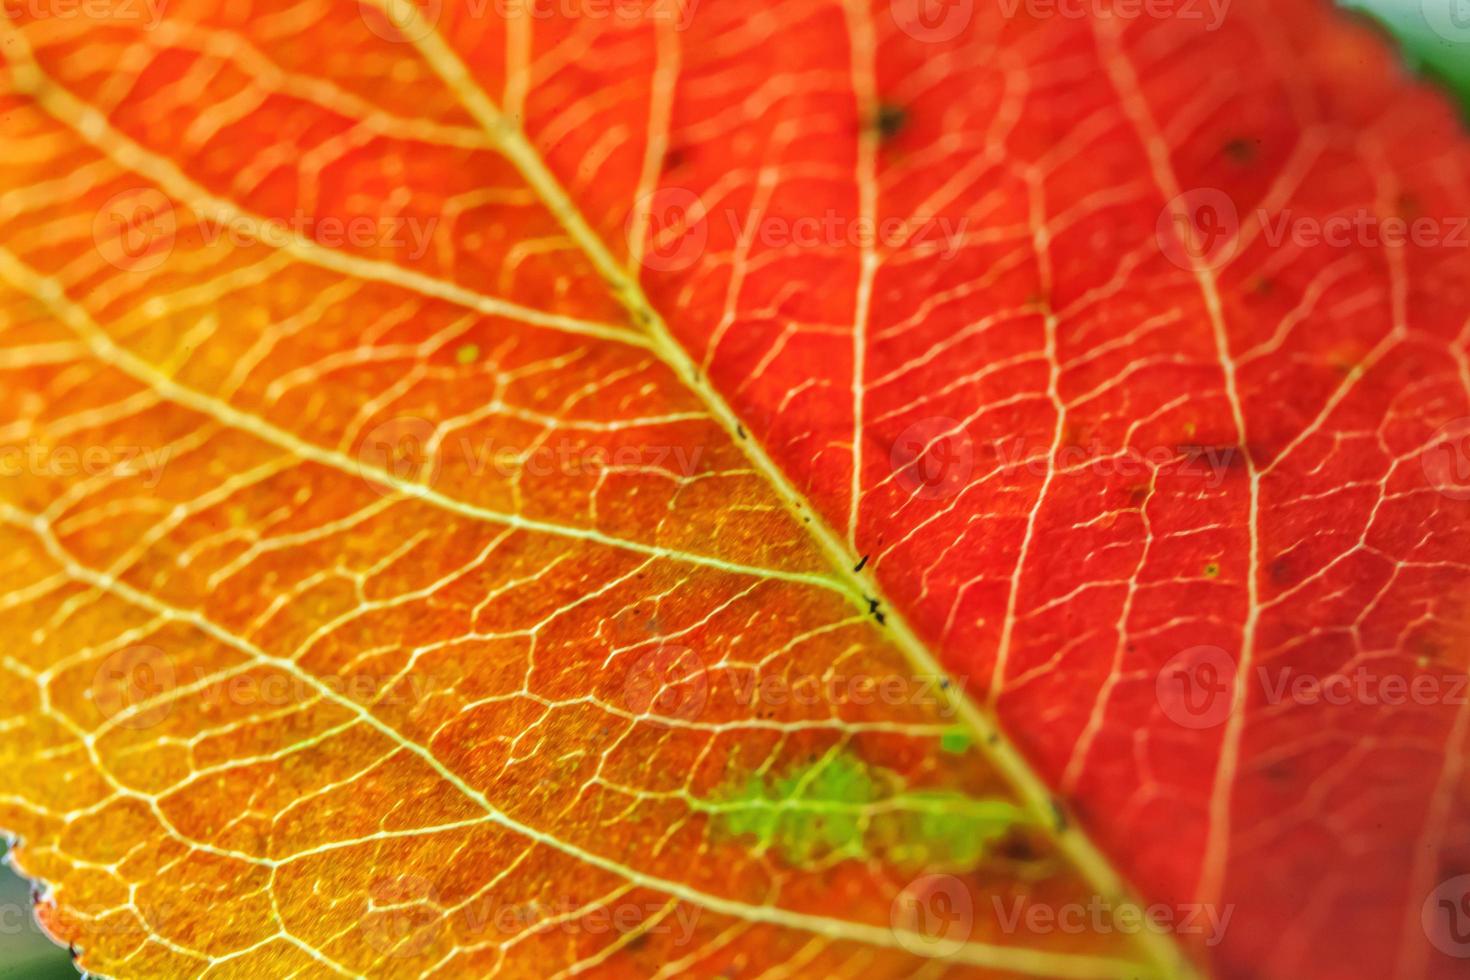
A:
[624,3,1470,979]
[2,0,1468,978]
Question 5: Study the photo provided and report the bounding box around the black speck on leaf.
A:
[1223,137,1258,163]
[874,104,907,140]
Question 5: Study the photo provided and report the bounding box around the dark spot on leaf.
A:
[992,828,1042,862]
[865,596,886,625]
[1268,558,1295,586]
[1223,137,1258,163]
[1265,760,1295,783]
[874,104,907,140]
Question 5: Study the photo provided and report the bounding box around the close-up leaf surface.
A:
[0,1,1467,979]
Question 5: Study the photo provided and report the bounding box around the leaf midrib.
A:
[0,12,1194,976]
[369,4,1201,978]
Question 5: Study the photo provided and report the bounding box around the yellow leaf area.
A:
[0,7,1182,980]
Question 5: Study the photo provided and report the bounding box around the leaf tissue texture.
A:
[0,1,1466,979]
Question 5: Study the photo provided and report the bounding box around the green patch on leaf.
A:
[702,752,1024,872]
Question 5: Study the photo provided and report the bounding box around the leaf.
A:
[0,3,1464,980]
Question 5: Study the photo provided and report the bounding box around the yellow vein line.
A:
[5,504,1147,980]
[0,247,848,595]
[1094,20,1259,915]
[363,3,1195,977]
[0,25,647,352]
[840,0,879,549]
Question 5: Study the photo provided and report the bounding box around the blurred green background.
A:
[1344,0,1470,115]
[0,842,76,979]
[0,1,1463,977]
